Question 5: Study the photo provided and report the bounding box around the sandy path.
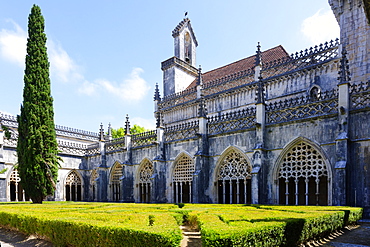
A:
[0,227,53,247]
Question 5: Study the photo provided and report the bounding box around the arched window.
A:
[310,86,321,101]
[9,169,28,202]
[138,160,153,203]
[217,150,252,204]
[90,170,98,201]
[173,155,194,203]
[277,142,329,205]
[184,32,192,63]
[110,163,123,202]
[65,170,82,201]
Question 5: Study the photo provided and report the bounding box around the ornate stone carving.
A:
[173,156,194,182]
[65,171,82,186]
[139,161,154,183]
[218,151,252,180]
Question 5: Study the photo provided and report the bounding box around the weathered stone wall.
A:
[348,110,370,217]
[265,117,338,203]
[266,62,339,101]
[330,0,370,83]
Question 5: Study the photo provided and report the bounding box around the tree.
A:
[110,124,149,138]
[130,124,149,134]
[17,5,60,204]
[111,127,125,139]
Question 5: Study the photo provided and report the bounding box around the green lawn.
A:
[0,202,362,247]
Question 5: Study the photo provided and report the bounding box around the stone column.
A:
[153,125,167,203]
[193,67,210,203]
[97,166,109,202]
[97,123,109,202]
[194,116,209,203]
[253,87,266,204]
[121,116,133,202]
[153,83,167,202]
[334,48,350,206]
[253,44,267,203]
[251,164,260,204]
[124,115,132,165]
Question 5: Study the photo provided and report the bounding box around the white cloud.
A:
[131,116,156,130]
[0,20,85,85]
[48,40,84,83]
[0,20,27,67]
[0,20,150,103]
[301,9,340,45]
[79,67,151,102]
[79,80,98,96]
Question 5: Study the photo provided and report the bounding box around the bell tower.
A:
[173,18,198,66]
[161,18,198,97]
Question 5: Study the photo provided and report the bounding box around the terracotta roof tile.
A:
[187,45,289,89]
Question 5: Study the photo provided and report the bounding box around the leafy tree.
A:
[1,125,11,140]
[131,124,149,134]
[17,5,60,204]
[110,124,149,138]
[111,127,125,139]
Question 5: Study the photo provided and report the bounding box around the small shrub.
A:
[185,214,199,230]
[148,215,155,226]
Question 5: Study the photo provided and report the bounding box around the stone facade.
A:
[0,0,369,217]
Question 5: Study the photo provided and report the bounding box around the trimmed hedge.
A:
[192,205,362,247]
[0,202,362,247]
[198,214,286,247]
[0,203,182,247]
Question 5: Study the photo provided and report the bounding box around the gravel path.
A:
[0,227,52,247]
[305,221,370,247]
[180,225,201,247]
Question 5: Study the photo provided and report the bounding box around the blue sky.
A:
[0,0,339,133]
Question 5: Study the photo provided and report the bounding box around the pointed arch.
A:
[171,152,195,203]
[136,158,154,203]
[184,32,192,63]
[90,169,99,201]
[215,146,252,204]
[65,170,83,201]
[272,136,332,205]
[109,161,123,202]
[7,168,29,202]
[308,84,322,101]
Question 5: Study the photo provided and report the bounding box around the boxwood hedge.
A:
[0,202,362,247]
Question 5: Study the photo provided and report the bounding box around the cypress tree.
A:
[17,4,59,203]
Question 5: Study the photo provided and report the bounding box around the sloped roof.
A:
[187,45,289,89]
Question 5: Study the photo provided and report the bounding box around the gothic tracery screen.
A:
[9,170,28,201]
[110,164,123,202]
[278,142,329,205]
[138,161,153,203]
[218,151,252,180]
[139,161,154,183]
[66,170,82,185]
[173,156,195,182]
[65,170,82,201]
[217,150,252,204]
[173,155,195,203]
